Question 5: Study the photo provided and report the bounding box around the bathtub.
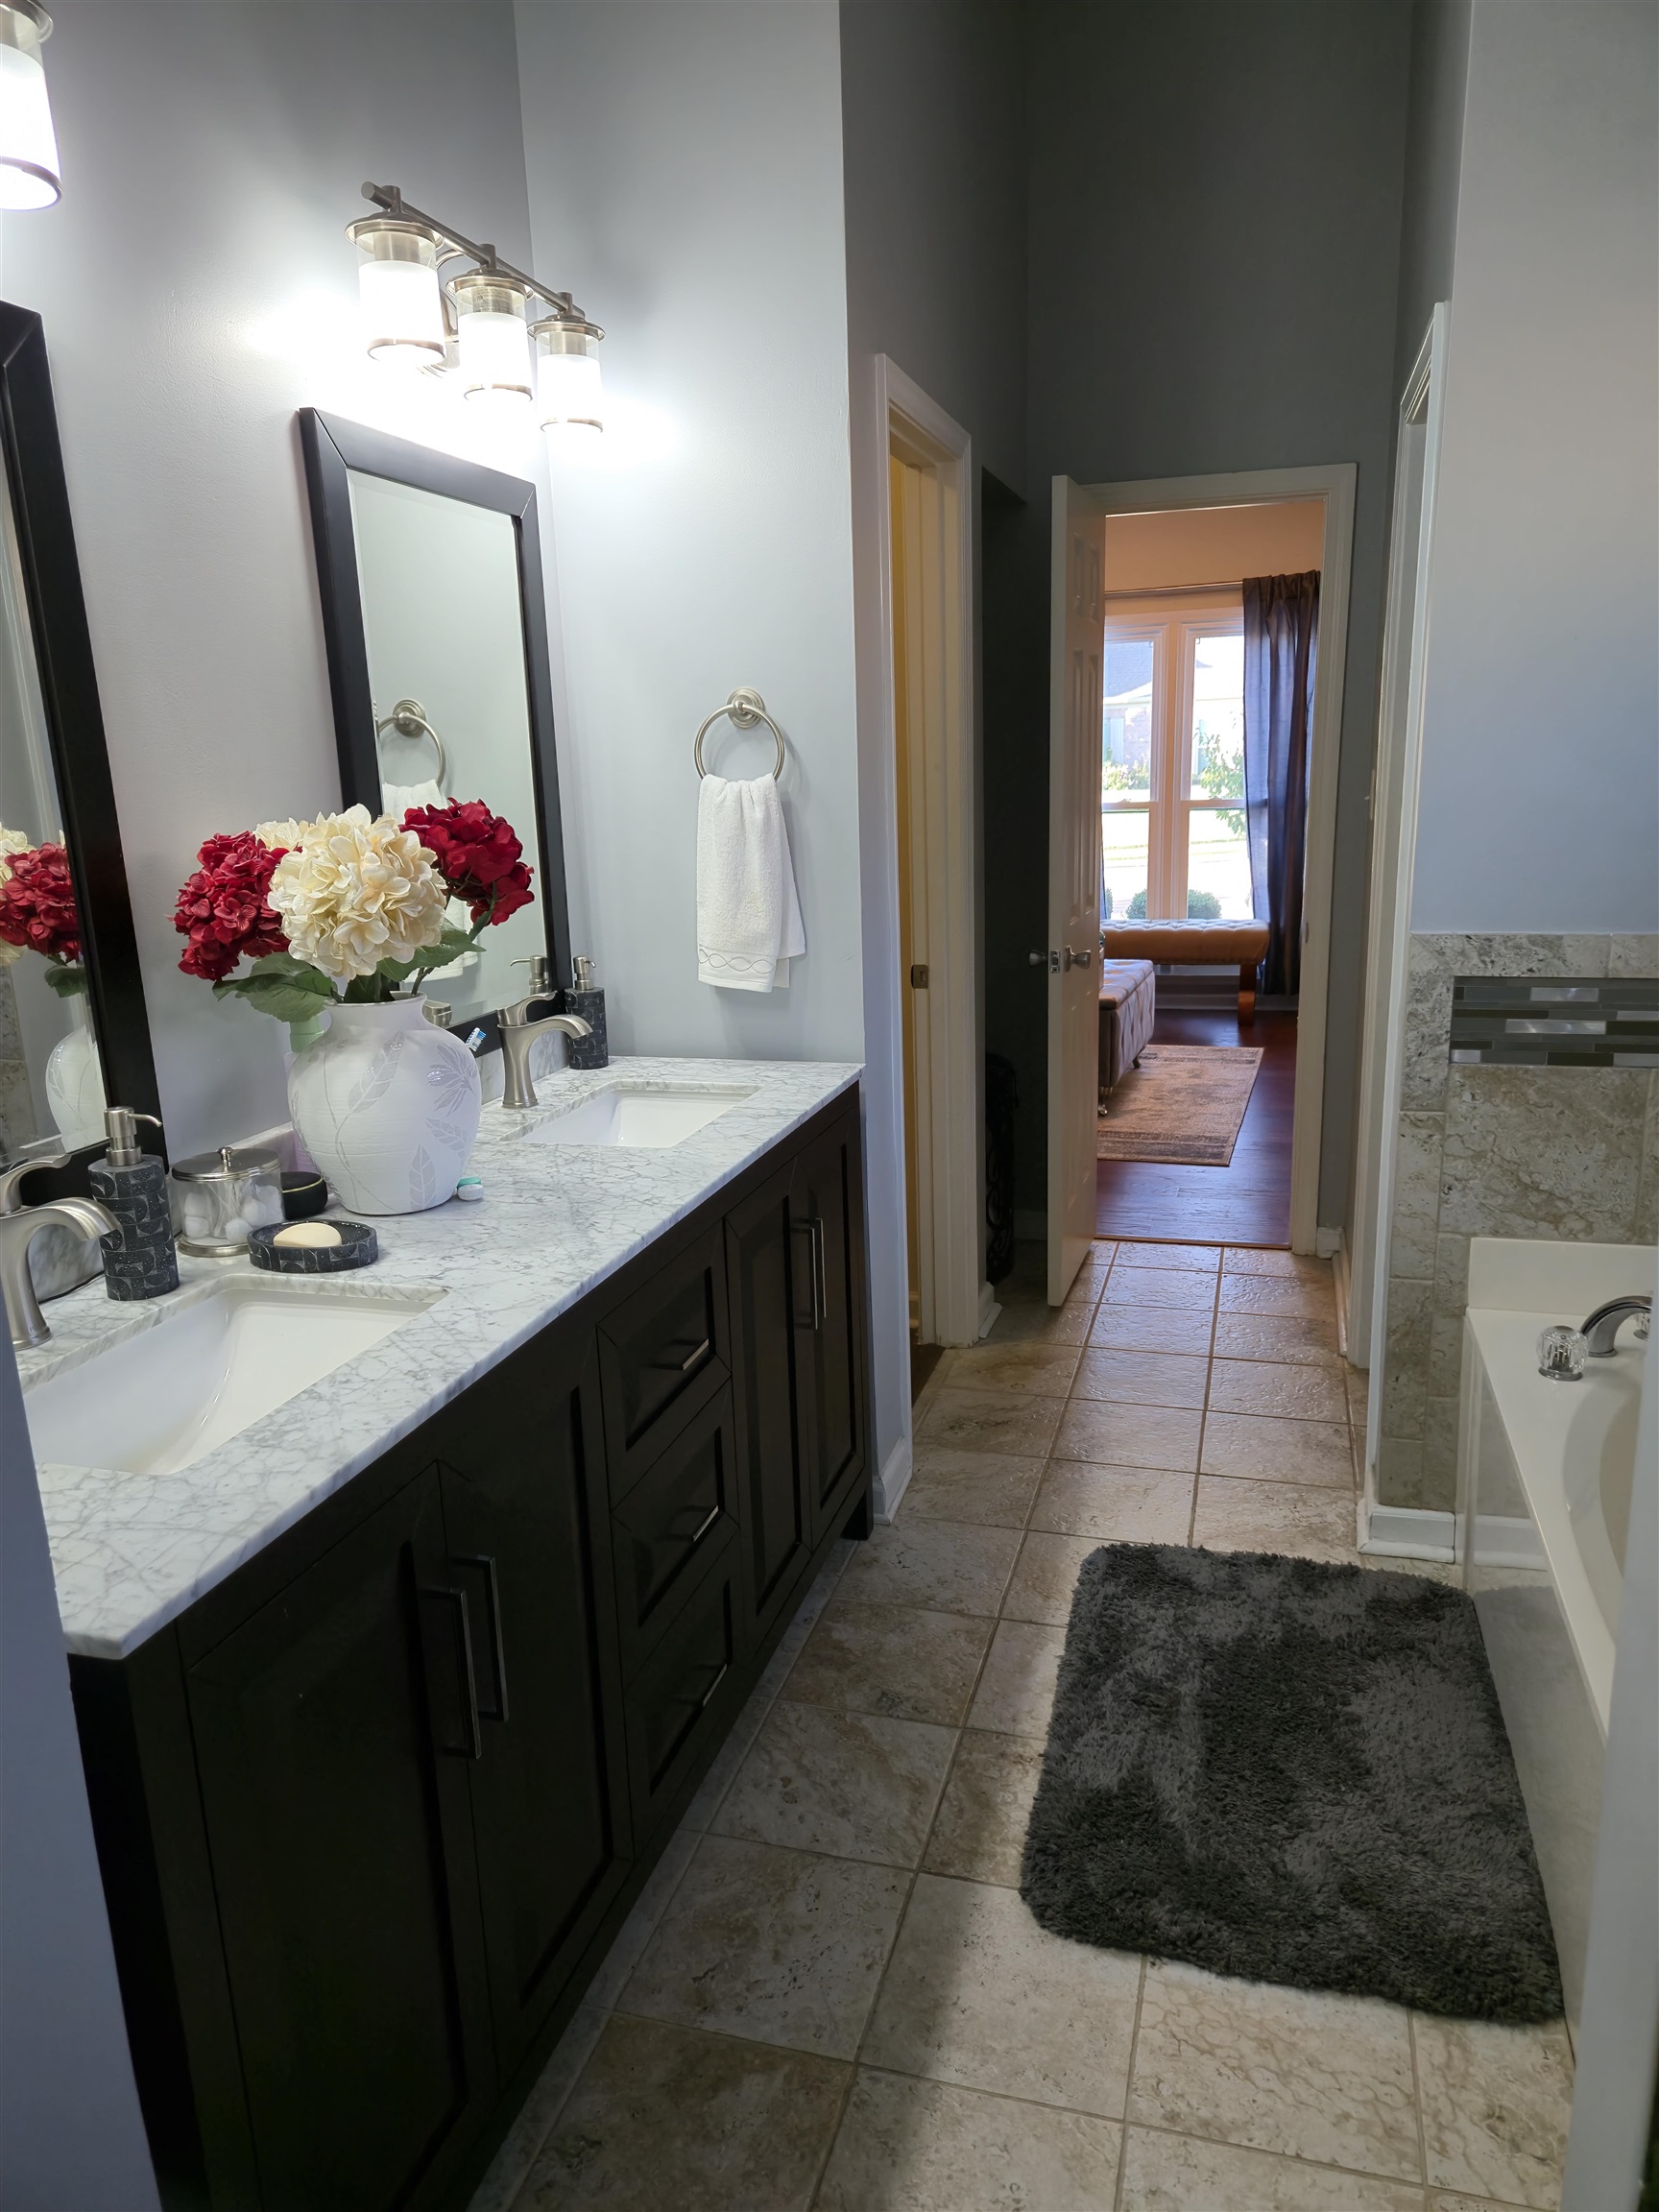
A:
[1457,1237,1655,2032]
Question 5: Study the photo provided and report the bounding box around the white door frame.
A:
[1348,310,1449,1387]
[1082,463,1358,1256]
[872,357,983,1346]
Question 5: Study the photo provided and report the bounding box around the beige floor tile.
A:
[836,1517,1022,1618]
[1200,1410,1356,1488]
[923,1730,1046,1887]
[981,1297,1094,1345]
[586,1825,704,2009]
[1130,1959,1421,2181]
[1192,1477,1360,1563]
[1053,1397,1204,1471]
[1213,1311,1342,1368]
[901,1445,1045,1529]
[1100,1263,1218,1310]
[472,2001,607,2211]
[1413,2014,1574,2209]
[1206,1358,1350,1424]
[1091,1305,1215,1357]
[1218,1270,1334,1320]
[941,1339,1083,1397]
[1221,1247,1332,1282]
[1030,1462,1194,1546]
[1119,2128,1425,2212]
[1362,1553,1463,1585]
[864,1874,1141,2115]
[966,1618,1067,1737]
[1072,1346,1211,1408]
[783,1601,993,1726]
[712,1699,956,1867]
[1113,1241,1221,1272]
[818,2070,1123,2212]
[619,1835,906,2060]
[1426,2198,1535,2212]
[518,2012,848,2211]
[916,1385,1067,1458]
[1001,1529,1100,1624]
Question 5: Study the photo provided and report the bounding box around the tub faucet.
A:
[1579,1295,1651,1358]
[0,1193,119,1349]
[496,961,593,1112]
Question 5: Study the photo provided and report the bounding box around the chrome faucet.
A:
[0,1186,119,1348]
[496,958,592,1111]
[1579,1295,1652,1358]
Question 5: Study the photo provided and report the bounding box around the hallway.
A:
[480,1241,1573,2212]
[1096,1008,1298,1248]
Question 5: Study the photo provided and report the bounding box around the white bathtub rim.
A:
[1467,1236,1656,1316]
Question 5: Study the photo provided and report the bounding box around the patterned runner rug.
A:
[1097,1043,1263,1166]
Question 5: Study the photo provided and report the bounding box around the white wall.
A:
[1411,0,1659,932]
[0,1,541,1157]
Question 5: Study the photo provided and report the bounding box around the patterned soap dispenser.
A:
[565,954,609,1070]
[88,1106,179,1300]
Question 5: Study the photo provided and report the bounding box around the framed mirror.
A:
[300,411,571,1046]
[0,302,159,1191]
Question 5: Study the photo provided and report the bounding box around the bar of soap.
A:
[273,1221,343,1249]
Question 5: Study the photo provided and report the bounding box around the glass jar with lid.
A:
[169,1145,285,1257]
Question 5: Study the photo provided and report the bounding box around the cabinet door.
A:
[597,1218,729,1490]
[724,1160,811,1640]
[434,1329,631,2083]
[183,1471,492,2212]
[621,1531,743,1838]
[611,1385,740,1677]
[794,1111,870,1544]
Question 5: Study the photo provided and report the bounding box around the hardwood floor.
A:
[1094,1006,1296,1247]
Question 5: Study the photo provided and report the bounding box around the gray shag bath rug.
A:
[1021,1544,1563,2021]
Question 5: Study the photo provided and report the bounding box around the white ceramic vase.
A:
[45,993,108,1149]
[287,998,481,1216]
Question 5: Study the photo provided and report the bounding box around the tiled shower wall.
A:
[1377,932,1659,1511]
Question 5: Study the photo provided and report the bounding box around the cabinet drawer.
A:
[598,1219,729,1484]
[622,1535,742,1837]
[613,1387,738,1676]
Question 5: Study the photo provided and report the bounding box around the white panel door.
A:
[1046,477,1105,1306]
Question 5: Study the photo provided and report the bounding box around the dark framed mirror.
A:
[299,410,571,1048]
[0,301,160,1197]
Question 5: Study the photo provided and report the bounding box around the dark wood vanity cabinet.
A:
[70,1093,871,2212]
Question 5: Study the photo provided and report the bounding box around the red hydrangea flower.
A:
[174,830,289,982]
[0,842,83,965]
[402,799,534,926]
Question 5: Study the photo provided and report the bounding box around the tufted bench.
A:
[1101,918,1272,1016]
[1098,957,1156,1104]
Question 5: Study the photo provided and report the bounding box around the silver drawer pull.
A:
[687,1502,721,1547]
[680,1337,711,1374]
[698,1662,730,1712]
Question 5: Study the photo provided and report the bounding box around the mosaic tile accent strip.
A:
[1449,976,1659,1069]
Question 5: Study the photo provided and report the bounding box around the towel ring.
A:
[374,697,447,787]
[694,688,784,781]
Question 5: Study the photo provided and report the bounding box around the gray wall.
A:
[1392,0,1472,385]
[0,1333,158,2209]
[1022,0,1416,1228]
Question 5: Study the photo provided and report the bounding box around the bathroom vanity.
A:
[25,1060,870,2212]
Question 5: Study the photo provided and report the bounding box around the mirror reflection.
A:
[0,475,105,1158]
[348,471,547,1030]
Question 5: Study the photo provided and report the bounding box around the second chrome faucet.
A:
[496,957,592,1111]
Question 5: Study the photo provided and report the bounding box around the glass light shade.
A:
[0,4,60,212]
[454,274,533,410]
[536,322,603,438]
[350,221,445,369]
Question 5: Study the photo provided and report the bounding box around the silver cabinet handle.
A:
[687,1502,720,1547]
[680,1337,711,1374]
[421,1585,482,1760]
[698,1662,730,1712]
[455,1553,509,1723]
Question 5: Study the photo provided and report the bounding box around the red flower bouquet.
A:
[173,830,289,982]
[400,799,535,926]
[0,841,84,991]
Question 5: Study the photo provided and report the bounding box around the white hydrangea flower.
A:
[267,805,447,981]
[254,817,313,852]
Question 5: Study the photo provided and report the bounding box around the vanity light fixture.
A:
[349,182,603,433]
[0,1,61,211]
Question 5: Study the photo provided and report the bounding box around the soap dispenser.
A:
[88,1107,179,1301]
[565,954,609,1069]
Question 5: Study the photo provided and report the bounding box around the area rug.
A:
[1096,1045,1263,1166]
[1021,1545,1563,2021]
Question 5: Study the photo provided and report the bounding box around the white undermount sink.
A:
[24,1276,443,1478]
[517,1085,754,1149]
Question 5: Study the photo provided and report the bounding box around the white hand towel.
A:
[696,773,805,992]
[380,777,446,819]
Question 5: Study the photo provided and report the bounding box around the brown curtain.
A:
[1242,570,1319,998]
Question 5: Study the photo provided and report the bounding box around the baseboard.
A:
[873,1433,911,1526]
[1360,1503,1455,1562]
[1314,1224,1341,1260]
[976,1282,1000,1339]
[1332,1232,1351,1360]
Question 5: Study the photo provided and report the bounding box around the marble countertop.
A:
[19,1057,859,1661]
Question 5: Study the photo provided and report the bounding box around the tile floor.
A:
[475,1239,1575,2212]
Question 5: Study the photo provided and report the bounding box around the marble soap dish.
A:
[247,1219,378,1274]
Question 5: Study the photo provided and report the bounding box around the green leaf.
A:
[242,953,335,997]
[42,962,86,999]
[216,974,343,1023]
[373,927,477,986]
